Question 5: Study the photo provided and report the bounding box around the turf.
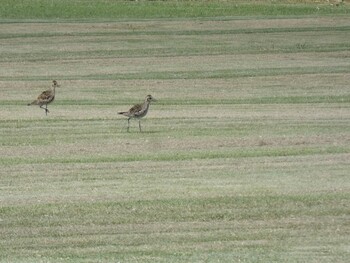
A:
[0,0,349,19]
[0,1,350,263]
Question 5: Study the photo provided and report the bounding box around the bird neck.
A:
[142,99,151,110]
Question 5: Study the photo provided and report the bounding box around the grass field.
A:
[1,0,350,19]
[1,1,350,262]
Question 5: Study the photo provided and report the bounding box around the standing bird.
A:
[118,95,157,132]
[28,80,60,115]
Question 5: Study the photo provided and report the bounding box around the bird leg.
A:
[127,118,130,132]
[40,105,49,115]
[139,120,142,132]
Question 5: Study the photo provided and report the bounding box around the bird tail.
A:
[28,100,37,106]
[118,111,127,115]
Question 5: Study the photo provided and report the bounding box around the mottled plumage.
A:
[28,80,59,115]
[118,95,157,132]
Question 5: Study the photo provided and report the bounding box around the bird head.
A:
[52,80,60,87]
[146,94,157,103]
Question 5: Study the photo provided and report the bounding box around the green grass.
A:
[1,190,349,261]
[1,1,350,262]
[1,0,349,20]
[3,193,349,226]
[1,145,349,165]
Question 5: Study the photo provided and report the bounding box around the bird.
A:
[118,95,157,132]
[27,80,60,115]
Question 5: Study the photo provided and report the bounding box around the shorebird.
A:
[28,80,60,115]
[118,95,157,132]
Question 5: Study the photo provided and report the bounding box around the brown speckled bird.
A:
[118,95,157,132]
[28,80,60,115]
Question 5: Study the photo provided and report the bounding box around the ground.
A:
[0,10,350,263]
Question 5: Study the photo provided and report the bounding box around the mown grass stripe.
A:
[1,65,349,81]
[1,146,348,166]
[1,1,349,20]
[2,43,350,63]
[2,95,350,106]
[1,25,350,40]
[79,66,350,80]
[2,193,349,227]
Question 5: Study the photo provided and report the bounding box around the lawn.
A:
[0,1,350,262]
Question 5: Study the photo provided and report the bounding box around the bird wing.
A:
[37,89,53,101]
[129,103,142,115]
